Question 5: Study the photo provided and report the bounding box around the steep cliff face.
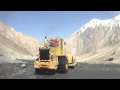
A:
[0,21,39,56]
[65,15,120,56]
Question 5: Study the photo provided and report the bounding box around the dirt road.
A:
[0,60,120,79]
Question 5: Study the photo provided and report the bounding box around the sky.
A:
[0,11,120,42]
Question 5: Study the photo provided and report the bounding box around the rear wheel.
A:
[57,56,68,73]
[70,59,75,69]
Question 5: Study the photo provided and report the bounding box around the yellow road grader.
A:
[34,37,77,74]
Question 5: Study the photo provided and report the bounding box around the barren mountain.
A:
[65,15,120,56]
[0,21,39,56]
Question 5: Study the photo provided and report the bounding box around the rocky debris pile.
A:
[0,55,24,64]
[0,51,37,64]
[76,44,120,64]
[15,55,37,61]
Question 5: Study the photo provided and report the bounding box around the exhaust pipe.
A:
[44,36,47,46]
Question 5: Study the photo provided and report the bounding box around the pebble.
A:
[21,64,27,68]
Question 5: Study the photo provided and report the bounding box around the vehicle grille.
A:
[40,48,49,60]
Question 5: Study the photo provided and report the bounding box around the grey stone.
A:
[21,64,27,68]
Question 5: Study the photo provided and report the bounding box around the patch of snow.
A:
[114,14,120,21]
[73,15,120,35]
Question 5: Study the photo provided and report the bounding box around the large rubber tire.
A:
[57,56,68,73]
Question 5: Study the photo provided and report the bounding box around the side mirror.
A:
[64,42,66,45]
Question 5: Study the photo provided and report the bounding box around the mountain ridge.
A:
[65,14,120,56]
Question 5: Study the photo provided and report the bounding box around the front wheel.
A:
[57,56,68,73]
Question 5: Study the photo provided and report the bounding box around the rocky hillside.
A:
[0,21,39,56]
[65,15,120,56]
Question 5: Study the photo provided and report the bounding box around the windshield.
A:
[48,39,59,47]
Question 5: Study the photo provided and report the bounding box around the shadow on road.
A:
[34,69,70,75]
[34,69,56,75]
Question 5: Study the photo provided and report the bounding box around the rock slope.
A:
[65,15,120,56]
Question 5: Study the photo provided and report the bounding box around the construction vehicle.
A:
[34,37,77,74]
